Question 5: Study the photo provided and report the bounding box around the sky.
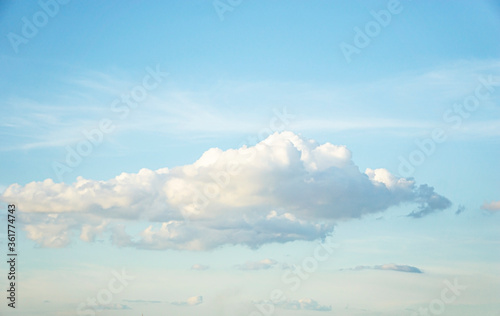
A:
[0,0,499,315]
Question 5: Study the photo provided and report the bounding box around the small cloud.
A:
[375,263,422,273]
[171,296,203,306]
[280,262,293,270]
[282,298,331,311]
[95,303,131,310]
[191,264,209,271]
[481,200,500,212]
[455,204,466,215]
[256,298,331,312]
[236,258,277,270]
[347,263,422,274]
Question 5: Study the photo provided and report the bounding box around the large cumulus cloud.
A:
[1,132,451,249]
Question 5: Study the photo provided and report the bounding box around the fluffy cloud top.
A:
[1,132,451,249]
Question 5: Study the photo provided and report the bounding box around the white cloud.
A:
[481,200,500,211]
[236,259,277,270]
[1,132,451,249]
[25,222,72,248]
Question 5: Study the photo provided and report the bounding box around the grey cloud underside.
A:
[455,204,466,215]
[407,184,452,218]
[1,132,451,250]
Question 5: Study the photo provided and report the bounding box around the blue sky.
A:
[1,1,500,315]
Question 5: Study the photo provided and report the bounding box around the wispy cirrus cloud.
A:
[2,59,499,152]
